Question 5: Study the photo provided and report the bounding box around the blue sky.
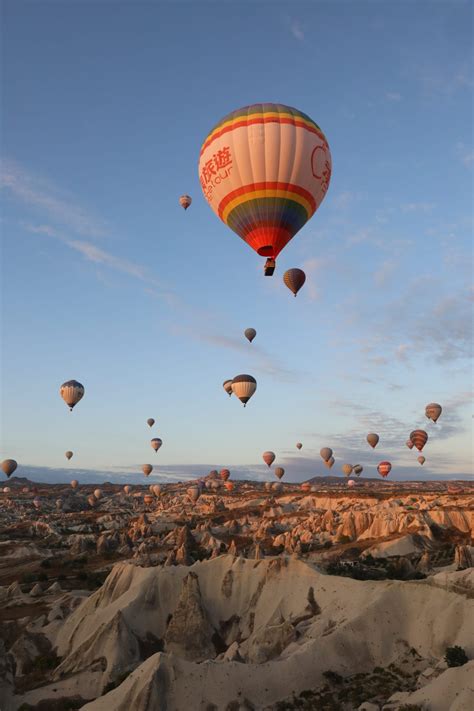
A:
[1,1,472,483]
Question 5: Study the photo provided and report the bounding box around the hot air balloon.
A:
[60,380,84,411]
[144,494,154,505]
[301,482,311,492]
[283,268,306,296]
[65,451,73,460]
[325,456,335,469]
[187,486,200,503]
[33,497,41,509]
[147,418,155,428]
[94,488,102,499]
[220,469,230,481]
[55,498,62,510]
[3,487,11,493]
[274,467,285,480]
[320,447,333,462]
[264,482,272,492]
[272,482,283,493]
[151,438,162,452]
[223,380,233,397]
[347,479,356,488]
[179,194,192,210]
[353,464,363,476]
[410,430,428,452]
[418,456,426,465]
[231,374,257,406]
[153,484,162,497]
[224,481,234,492]
[296,442,303,450]
[244,328,257,343]
[87,495,96,507]
[199,104,331,276]
[406,439,414,450]
[263,451,275,467]
[366,433,379,449]
[142,464,153,477]
[124,485,132,495]
[425,403,442,423]
[1,459,17,478]
[377,461,392,478]
[342,464,353,477]
[70,479,78,489]
[209,469,218,478]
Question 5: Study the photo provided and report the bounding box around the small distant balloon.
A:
[377,461,392,478]
[263,451,275,467]
[224,481,234,492]
[147,418,155,428]
[144,494,154,505]
[65,451,73,460]
[179,194,192,210]
[272,482,283,493]
[283,268,306,296]
[33,497,41,509]
[151,438,163,452]
[124,485,132,495]
[153,484,162,497]
[220,469,230,481]
[55,498,62,510]
[366,433,379,449]
[70,479,78,489]
[320,447,333,462]
[231,374,257,406]
[296,442,303,450]
[417,456,426,465]
[425,403,442,423]
[94,488,102,499]
[60,380,84,411]
[87,495,96,507]
[406,439,414,450]
[342,464,353,477]
[325,456,335,469]
[274,467,285,480]
[301,482,311,492]
[347,479,356,488]
[410,430,428,452]
[187,486,200,503]
[223,380,233,397]
[353,464,363,476]
[142,464,153,476]
[1,459,17,478]
[244,328,257,343]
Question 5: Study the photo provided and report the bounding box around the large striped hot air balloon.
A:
[199,104,331,276]
[60,380,84,411]
[220,469,230,481]
[231,374,257,406]
[377,461,392,478]
[410,430,428,452]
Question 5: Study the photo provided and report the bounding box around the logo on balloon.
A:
[311,145,331,194]
[200,146,233,202]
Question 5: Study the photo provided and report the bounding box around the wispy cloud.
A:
[290,19,304,41]
[301,257,328,301]
[2,159,108,238]
[401,202,436,213]
[385,92,401,102]
[373,259,398,287]
[455,142,474,167]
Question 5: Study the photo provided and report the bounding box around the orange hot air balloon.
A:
[142,464,153,477]
[59,380,84,411]
[283,268,306,296]
[262,451,275,467]
[301,482,311,492]
[179,194,192,210]
[425,403,442,423]
[144,495,154,505]
[417,456,426,465]
[410,430,428,451]
[224,481,234,492]
[377,461,392,478]
[274,467,285,480]
[199,104,331,276]
[366,433,379,449]
[220,469,230,481]
[342,464,353,477]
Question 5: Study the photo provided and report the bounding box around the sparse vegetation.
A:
[445,645,468,667]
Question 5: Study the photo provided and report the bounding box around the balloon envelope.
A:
[65,451,73,460]
[406,439,414,450]
[325,456,335,469]
[244,328,257,343]
[377,461,392,478]
[425,403,442,423]
[179,194,192,210]
[60,380,84,411]
[283,268,306,296]
[1,459,17,478]
[353,464,363,476]
[410,430,428,451]
[342,464,353,477]
[320,447,333,462]
[187,486,200,503]
[147,418,155,428]
[220,469,230,481]
[366,433,379,449]
[274,467,285,480]
[124,485,132,494]
[296,442,303,450]
[151,438,163,452]
[418,456,426,465]
[262,451,275,467]
[199,104,331,268]
[231,374,256,406]
[223,380,233,396]
[142,464,153,476]
[94,488,102,499]
[70,479,78,489]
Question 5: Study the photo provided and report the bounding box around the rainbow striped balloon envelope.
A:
[198,103,331,268]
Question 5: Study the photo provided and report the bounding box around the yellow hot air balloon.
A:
[199,104,331,276]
